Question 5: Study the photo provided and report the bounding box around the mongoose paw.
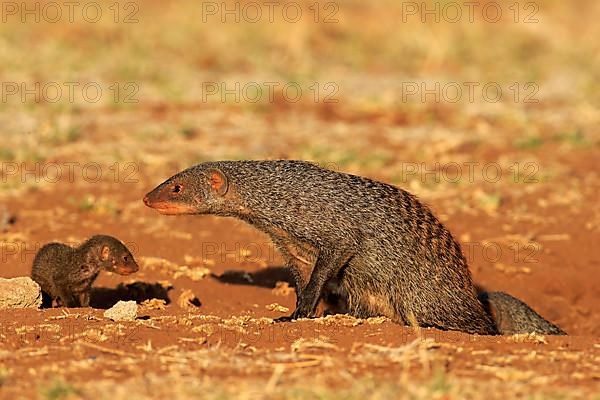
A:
[273,307,313,323]
[274,315,294,323]
[290,306,314,320]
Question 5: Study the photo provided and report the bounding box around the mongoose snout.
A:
[144,179,199,215]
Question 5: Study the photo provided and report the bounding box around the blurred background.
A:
[0,0,598,174]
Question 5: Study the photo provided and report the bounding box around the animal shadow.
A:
[90,281,173,309]
[212,266,349,315]
[212,266,293,289]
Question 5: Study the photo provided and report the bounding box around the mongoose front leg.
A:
[289,249,353,319]
[264,225,318,300]
[285,248,318,300]
[285,260,309,299]
[272,255,314,323]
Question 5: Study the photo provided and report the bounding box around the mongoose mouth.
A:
[143,198,197,215]
[115,264,139,275]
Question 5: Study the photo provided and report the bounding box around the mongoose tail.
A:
[479,291,566,335]
[144,160,497,335]
[324,284,567,335]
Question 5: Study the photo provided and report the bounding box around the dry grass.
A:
[0,1,598,176]
[33,373,591,400]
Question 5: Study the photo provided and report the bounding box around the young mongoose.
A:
[31,235,139,308]
[143,160,562,335]
[479,291,566,335]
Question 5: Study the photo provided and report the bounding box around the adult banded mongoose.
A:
[143,160,564,335]
[31,235,139,308]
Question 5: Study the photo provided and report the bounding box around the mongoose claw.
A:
[274,307,313,322]
[290,306,314,320]
[274,315,294,323]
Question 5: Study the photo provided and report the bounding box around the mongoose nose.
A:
[143,195,150,206]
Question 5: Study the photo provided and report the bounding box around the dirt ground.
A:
[1,107,598,399]
[1,1,599,399]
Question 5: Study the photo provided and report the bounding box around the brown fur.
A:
[144,160,564,335]
[479,291,566,335]
[31,235,139,308]
[144,160,500,334]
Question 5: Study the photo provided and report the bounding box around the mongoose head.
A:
[81,235,139,275]
[143,165,229,215]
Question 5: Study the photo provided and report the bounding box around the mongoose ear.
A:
[100,245,111,261]
[208,168,228,196]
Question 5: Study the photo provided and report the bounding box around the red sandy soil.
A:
[0,146,599,398]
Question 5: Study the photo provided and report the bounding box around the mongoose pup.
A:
[144,160,502,334]
[479,291,566,335]
[31,235,139,308]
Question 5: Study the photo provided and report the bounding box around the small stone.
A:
[141,298,167,310]
[177,289,201,310]
[272,281,294,297]
[104,300,138,321]
[265,303,289,313]
[0,277,42,309]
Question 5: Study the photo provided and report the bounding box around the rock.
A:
[177,289,201,310]
[104,300,138,321]
[0,277,42,309]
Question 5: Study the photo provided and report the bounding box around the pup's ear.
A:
[100,245,111,261]
[208,168,228,196]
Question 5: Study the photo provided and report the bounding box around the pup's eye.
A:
[123,255,129,262]
[172,184,182,193]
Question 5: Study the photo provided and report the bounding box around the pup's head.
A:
[84,235,139,275]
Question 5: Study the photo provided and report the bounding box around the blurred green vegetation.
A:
[0,0,597,200]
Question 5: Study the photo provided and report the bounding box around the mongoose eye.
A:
[172,184,182,194]
[123,255,129,262]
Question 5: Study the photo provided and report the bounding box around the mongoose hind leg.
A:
[320,271,399,320]
[416,297,497,334]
